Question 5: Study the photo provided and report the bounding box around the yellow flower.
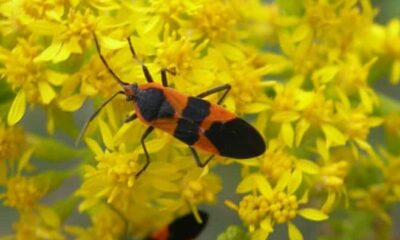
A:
[335,99,382,155]
[155,27,208,77]
[181,168,221,205]
[0,119,26,161]
[21,0,65,20]
[206,46,273,114]
[32,9,99,63]
[76,139,142,209]
[384,112,400,139]
[350,184,392,224]
[12,207,65,240]
[229,172,328,240]
[381,20,400,84]
[0,37,66,125]
[136,0,197,36]
[258,140,319,182]
[0,176,45,210]
[189,0,238,42]
[334,56,379,112]
[260,147,294,182]
[66,205,125,240]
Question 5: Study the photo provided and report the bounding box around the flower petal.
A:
[218,43,245,61]
[288,169,302,194]
[34,41,63,62]
[99,120,114,150]
[17,147,35,175]
[38,81,56,104]
[321,124,347,147]
[236,174,257,193]
[281,122,294,147]
[58,95,86,112]
[298,208,328,221]
[46,70,68,86]
[390,60,400,84]
[241,102,269,113]
[295,119,310,146]
[288,221,303,240]
[255,174,273,197]
[7,90,26,126]
[297,159,320,174]
[100,35,126,50]
[84,138,103,155]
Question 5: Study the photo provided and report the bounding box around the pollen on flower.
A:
[339,109,380,142]
[77,55,122,98]
[1,176,44,210]
[98,152,140,188]
[191,1,237,41]
[229,61,267,113]
[269,192,298,224]
[64,9,96,42]
[22,0,64,19]
[260,148,294,181]
[156,31,201,75]
[319,161,349,190]
[149,0,189,21]
[300,89,334,126]
[14,210,65,240]
[0,121,26,161]
[238,195,270,226]
[1,38,49,104]
[182,179,215,204]
[270,86,298,114]
[90,208,125,240]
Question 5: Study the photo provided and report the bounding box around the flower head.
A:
[0,176,45,210]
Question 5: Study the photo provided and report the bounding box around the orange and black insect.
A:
[147,211,208,240]
[78,33,266,177]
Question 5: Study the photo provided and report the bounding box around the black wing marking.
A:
[204,118,266,158]
[168,211,209,240]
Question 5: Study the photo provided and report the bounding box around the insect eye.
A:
[126,95,135,101]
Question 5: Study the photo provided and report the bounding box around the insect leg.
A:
[76,91,125,146]
[189,146,214,167]
[124,113,137,123]
[127,37,154,83]
[92,33,128,86]
[160,67,176,87]
[196,84,231,105]
[136,126,155,177]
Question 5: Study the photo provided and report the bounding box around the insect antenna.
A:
[92,32,128,87]
[76,33,130,146]
[75,91,124,146]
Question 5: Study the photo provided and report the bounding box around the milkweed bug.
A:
[108,203,208,240]
[77,33,266,177]
[147,211,209,240]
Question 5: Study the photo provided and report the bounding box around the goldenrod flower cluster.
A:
[0,0,399,240]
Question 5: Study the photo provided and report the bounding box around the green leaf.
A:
[33,136,80,162]
[217,225,249,240]
[52,108,79,137]
[0,80,14,104]
[52,196,79,222]
[35,170,72,193]
[377,92,400,115]
[276,0,304,16]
